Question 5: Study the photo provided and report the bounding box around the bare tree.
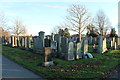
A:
[65,4,90,42]
[50,26,60,34]
[12,18,27,36]
[95,10,111,36]
[0,12,11,36]
[50,24,66,34]
[0,12,6,28]
[0,12,10,31]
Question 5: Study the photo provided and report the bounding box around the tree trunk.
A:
[79,28,81,42]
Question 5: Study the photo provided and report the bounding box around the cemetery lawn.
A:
[2,46,120,79]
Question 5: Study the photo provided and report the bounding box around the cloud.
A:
[0,0,119,2]
[42,4,67,10]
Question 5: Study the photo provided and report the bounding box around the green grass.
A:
[2,45,120,79]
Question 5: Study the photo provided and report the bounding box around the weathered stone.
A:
[11,36,14,47]
[97,35,103,54]
[43,47,54,67]
[54,34,61,53]
[45,38,51,47]
[67,42,74,61]
[33,31,45,54]
[76,42,82,59]
[102,38,107,53]
[61,37,68,56]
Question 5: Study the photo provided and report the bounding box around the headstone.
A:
[45,38,51,47]
[98,35,103,54]
[92,44,97,53]
[24,37,27,49]
[61,37,68,57]
[8,37,11,45]
[102,38,107,53]
[83,39,88,55]
[51,40,57,55]
[33,31,45,54]
[54,34,61,53]
[21,37,25,48]
[67,42,74,61]
[11,36,14,47]
[27,37,32,49]
[14,36,17,47]
[111,37,115,49]
[33,36,38,52]
[117,37,120,49]
[38,31,45,54]
[51,33,54,41]
[76,42,82,59]
[89,36,92,45]
[17,37,21,47]
[115,42,117,50]
[43,47,54,67]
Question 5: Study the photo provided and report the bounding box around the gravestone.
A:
[88,36,92,45]
[24,37,27,49]
[39,31,45,54]
[33,36,38,52]
[68,37,74,42]
[97,36,107,54]
[117,37,120,49]
[21,37,25,48]
[51,40,57,56]
[61,37,68,58]
[33,31,45,54]
[8,37,11,45]
[27,37,32,49]
[17,37,21,47]
[76,42,82,59]
[83,39,88,55]
[67,42,74,61]
[11,36,14,47]
[45,38,51,47]
[102,38,107,53]
[54,34,61,53]
[97,35,103,54]
[115,42,117,50]
[111,40,113,48]
[111,37,115,49]
[14,36,17,47]
[92,44,97,53]
[43,47,54,67]
[51,33,54,41]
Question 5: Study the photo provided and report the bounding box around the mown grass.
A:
[2,45,120,79]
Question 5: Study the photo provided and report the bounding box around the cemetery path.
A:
[1,55,42,78]
[109,65,120,79]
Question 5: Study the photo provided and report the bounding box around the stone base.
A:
[43,61,54,67]
[76,54,82,59]
[102,48,108,53]
[67,54,75,61]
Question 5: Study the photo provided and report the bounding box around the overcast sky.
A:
[0,0,118,36]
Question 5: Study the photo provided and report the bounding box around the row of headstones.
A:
[2,36,33,50]
[88,36,120,53]
[2,32,120,66]
[110,37,120,50]
[43,36,93,66]
[2,33,120,56]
